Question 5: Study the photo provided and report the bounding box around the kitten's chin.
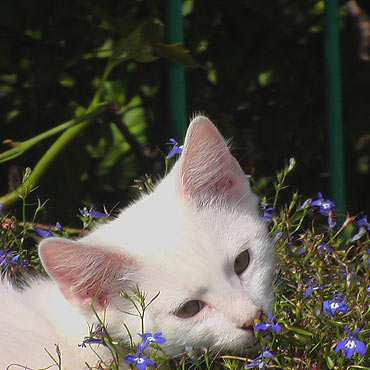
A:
[212,329,258,355]
[162,328,257,357]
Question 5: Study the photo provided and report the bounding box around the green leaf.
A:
[150,42,200,69]
[325,355,334,369]
[112,22,146,61]
[289,326,314,336]
[110,19,163,64]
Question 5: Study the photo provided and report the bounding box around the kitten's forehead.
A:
[139,206,269,285]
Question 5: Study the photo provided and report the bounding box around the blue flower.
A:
[166,138,183,158]
[335,327,366,358]
[350,213,370,241]
[322,292,348,317]
[272,232,283,244]
[312,192,336,229]
[79,324,105,348]
[137,332,166,352]
[125,352,154,370]
[261,202,274,221]
[244,350,274,369]
[339,264,359,285]
[366,285,370,298]
[317,242,334,253]
[312,192,335,217]
[254,313,281,333]
[79,204,108,219]
[79,337,104,347]
[0,249,20,268]
[33,224,53,238]
[356,213,370,229]
[298,198,312,210]
[303,279,315,298]
[302,278,329,298]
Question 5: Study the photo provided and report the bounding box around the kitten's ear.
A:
[39,238,136,311]
[179,116,251,204]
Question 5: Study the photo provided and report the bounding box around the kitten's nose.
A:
[240,309,262,331]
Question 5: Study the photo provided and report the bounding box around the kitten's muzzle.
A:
[239,309,262,331]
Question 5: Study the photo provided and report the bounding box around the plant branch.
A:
[0,54,123,211]
[0,103,109,163]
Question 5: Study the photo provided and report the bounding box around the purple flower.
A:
[356,213,370,229]
[125,352,154,370]
[322,292,348,317]
[0,249,20,268]
[312,192,336,229]
[166,138,183,158]
[33,224,53,238]
[299,198,312,210]
[79,337,104,347]
[340,264,359,285]
[254,313,281,333]
[244,350,274,369]
[137,332,166,352]
[302,279,319,298]
[318,242,334,253]
[350,213,370,241]
[366,285,370,298]
[261,202,274,221]
[302,278,328,298]
[272,232,283,244]
[79,204,108,219]
[312,192,335,217]
[335,327,366,358]
[79,325,105,348]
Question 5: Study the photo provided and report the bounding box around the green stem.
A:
[0,56,119,210]
[0,104,108,163]
[0,120,87,209]
[21,195,27,244]
[90,60,116,109]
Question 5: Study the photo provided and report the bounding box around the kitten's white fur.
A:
[0,117,274,370]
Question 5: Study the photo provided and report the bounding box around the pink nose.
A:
[240,310,262,331]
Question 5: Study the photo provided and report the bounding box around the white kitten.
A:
[0,116,275,370]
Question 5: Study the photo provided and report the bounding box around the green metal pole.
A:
[166,0,186,141]
[324,0,346,214]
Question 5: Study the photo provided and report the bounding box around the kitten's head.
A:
[39,116,275,355]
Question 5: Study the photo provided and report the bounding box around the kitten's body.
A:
[0,117,274,370]
[1,280,111,369]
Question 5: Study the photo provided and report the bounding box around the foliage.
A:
[0,0,197,224]
[1,0,369,225]
[1,154,369,369]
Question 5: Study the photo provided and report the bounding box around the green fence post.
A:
[324,0,346,217]
[166,0,187,141]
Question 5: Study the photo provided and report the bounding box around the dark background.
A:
[1,0,369,227]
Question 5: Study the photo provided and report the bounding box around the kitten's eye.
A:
[234,250,250,275]
[174,300,204,318]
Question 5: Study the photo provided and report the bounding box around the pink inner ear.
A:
[39,239,136,310]
[180,116,248,203]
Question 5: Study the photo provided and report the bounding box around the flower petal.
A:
[125,355,137,364]
[335,339,347,352]
[354,340,366,356]
[254,323,267,332]
[343,345,355,358]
